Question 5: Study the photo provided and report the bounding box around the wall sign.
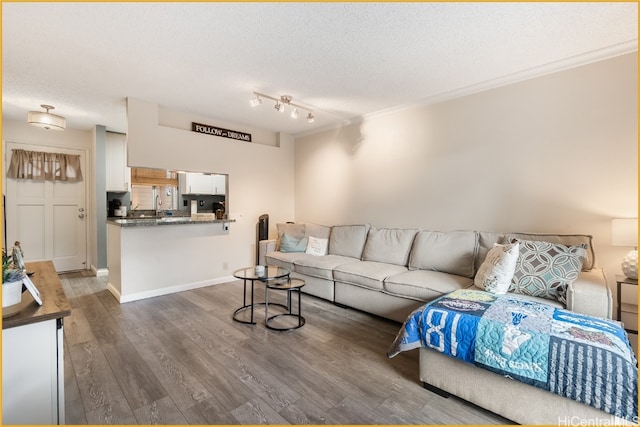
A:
[192,122,252,142]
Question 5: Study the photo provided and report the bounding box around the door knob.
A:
[78,213,85,219]
[79,208,85,212]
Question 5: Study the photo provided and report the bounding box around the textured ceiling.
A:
[2,2,637,135]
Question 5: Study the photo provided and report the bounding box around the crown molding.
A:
[361,39,638,124]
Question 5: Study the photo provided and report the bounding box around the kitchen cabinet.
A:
[2,261,71,425]
[181,172,213,194]
[105,132,130,192]
[213,174,226,195]
[131,167,178,187]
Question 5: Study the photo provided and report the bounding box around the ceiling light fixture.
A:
[251,92,314,124]
[27,104,66,131]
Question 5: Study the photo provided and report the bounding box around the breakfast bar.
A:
[106,217,235,303]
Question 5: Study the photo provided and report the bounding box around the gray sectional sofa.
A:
[259,222,628,425]
[259,222,611,322]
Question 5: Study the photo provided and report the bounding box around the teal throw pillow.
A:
[280,233,308,253]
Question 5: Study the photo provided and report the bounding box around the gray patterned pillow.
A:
[509,239,587,304]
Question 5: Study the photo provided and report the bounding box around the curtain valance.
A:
[7,149,83,182]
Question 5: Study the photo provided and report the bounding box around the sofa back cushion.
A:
[305,223,332,240]
[362,228,418,266]
[477,231,595,271]
[408,230,478,278]
[329,224,369,259]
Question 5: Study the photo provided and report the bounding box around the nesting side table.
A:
[265,278,306,331]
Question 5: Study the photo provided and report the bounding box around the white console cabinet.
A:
[2,261,71,425]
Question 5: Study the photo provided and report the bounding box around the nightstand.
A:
[616,274,638,334]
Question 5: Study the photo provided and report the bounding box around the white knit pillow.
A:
[474,242,520,294]
[305,236,329,256]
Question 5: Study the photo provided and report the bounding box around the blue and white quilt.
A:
[388,289,638,421]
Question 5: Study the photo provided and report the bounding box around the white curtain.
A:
[7,149,83,182]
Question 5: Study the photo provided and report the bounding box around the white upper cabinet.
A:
[179,173,227,195]
[212,174,226,195]
[105,132,130,192]
[180,173,213,194]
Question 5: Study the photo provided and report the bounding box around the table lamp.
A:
[611,218,638,279]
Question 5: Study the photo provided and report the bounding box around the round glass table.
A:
[232,265,290,325]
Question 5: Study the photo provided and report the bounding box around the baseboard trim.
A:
[116,275,235,303]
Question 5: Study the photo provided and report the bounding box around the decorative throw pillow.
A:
[280,233,308,253]
[509,239,587,304]
[474,242,520,294]
[305,236,329,256]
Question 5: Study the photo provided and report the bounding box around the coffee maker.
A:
[108,199,121,217]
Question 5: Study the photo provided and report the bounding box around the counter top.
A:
[107,217,235,227]
[3,261,71,329]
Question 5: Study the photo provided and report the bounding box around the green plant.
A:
[2,254,22,284]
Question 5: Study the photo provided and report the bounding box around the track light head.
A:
[291,108,299,119]
[274,102,285,112]
[250,95,262,107]
[307,112,314,123]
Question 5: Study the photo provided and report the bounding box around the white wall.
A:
[126,99,296,274]
[295,53,638,302]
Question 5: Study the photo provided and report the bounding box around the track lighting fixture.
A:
[250,92,315,124]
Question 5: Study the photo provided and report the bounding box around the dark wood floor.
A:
[60,271,513,424]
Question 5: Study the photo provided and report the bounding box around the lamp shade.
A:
[27,105,66,131]
[611,218,638,247]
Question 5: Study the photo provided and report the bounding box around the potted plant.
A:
[3,253,24,313]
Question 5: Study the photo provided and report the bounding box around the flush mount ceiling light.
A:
[27,104,66,130]
[250,92,314,124]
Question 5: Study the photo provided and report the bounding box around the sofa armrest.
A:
[258,239,277,266]
[565,268,612,319]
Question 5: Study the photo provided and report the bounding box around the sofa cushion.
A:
[305,223,332,240]
[276,223,305,251]
[329,224,369,259]
[362,228,418,266]
[474,242,520,295]
[265,250,307,271]
[333,261,408,291]
[408,230,478,278]
[384,270,473,301]
[294,254,360,280]
[509,239,587,304]
[280,233,308,252]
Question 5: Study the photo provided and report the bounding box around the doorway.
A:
[4,142,88,272]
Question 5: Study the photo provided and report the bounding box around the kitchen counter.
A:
[107,216,235,227]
